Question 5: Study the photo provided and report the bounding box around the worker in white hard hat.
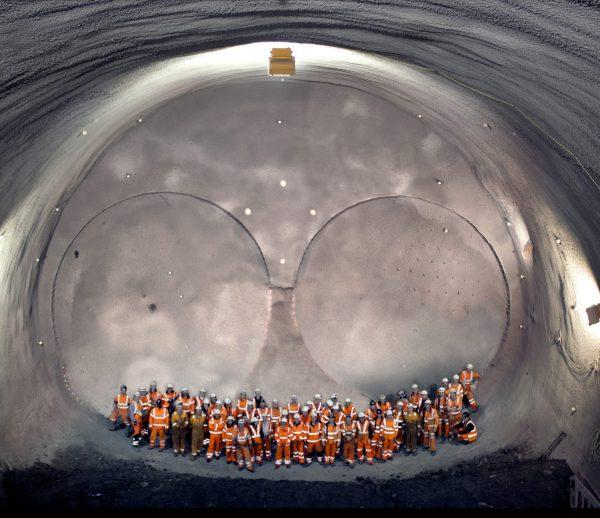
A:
[449,374,464,400]
[130,391,143,446]
[311,393,324,418]
[343,397,357,420]
[275,416,292,468]
[356,412,373,464]
[288,394,300,416]
[290,413,307,464]
[460,363,481,411]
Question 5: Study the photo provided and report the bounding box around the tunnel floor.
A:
[0,445,571,508]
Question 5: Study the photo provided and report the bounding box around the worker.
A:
[341,415,357,467]
[195,388,208,409]
[460,363,481,411]
[110,384,131,431]
[238,401,257,423]
[178,388,194,417]
[404,404,419,456]
[434,386,449,439]
[164,384,177,411]
[409,385,421,407]
[248,417,264,465]
[311,394,324,417]
[371,408,383,460]
[223,397,233,417]
[365,400,378,423]
[456,411,478,443]
[380,410,399,461]
[275,416,292,469]
[343,398,357,421]
[447,389,463,437]
[288,395,301,416]
[270,400,282,430]
[376,394,391,414]
[222,415,237,464]
[300,405,311,425]
[170,402,188,457]
[422,400,440,455]
[393,400,405,451]
[331,393,339,407]
[324,416,341,466]
[253,388,265,409]
[234,418,254,472]
[208,393,218,415]
[320,400,333,425]
[236,390,249,417]
[305,413,324,465]
[355,412,373,464]
[259,412,273,462]
[206,409,224,462]
[331,404,344,426]
[139,387,151,434]
[148,398,170,451]
[189,406,206,461]
[449,374,464,401]
[130,391,143,447]
[148,381,160,406]
[441,377,450,395]
[417,389,429,415]
[290,413,307,464]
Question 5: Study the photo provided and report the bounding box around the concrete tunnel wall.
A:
[0,2,599,484]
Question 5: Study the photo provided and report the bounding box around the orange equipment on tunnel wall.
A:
[269,48,295,76]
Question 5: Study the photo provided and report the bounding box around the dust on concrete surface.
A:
[0,446,571,508]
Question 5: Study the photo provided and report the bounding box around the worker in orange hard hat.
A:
[456,411,478,443]
[460,363,481,411]
[109,384,131,431]
[148,398,170,451]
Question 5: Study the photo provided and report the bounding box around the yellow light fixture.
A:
[269,48,295,76]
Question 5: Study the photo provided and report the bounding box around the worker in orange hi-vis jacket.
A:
[290,413,308,464]
[460,363,481,411]
[206,409,225,462]
[380,410,399,461]
[138,386,151,433]
[129,391,143,447]
[409,384,421,407]
[248,417,264,465]
[422,400,440,456]
[234,418,255,472]
[300,405,311,425]
[342,398,357,421]
[270,400,282,432]
[456,411,478,443]
[355,412,373,464]
[434,386,449,439]
[393,399,406,451]
[222,415,237,464]
[148,398,170,451]
[305,413,324,465]
[287,394,301,416]
[446,389,463,437]
[109,384,131,431]
[324,417,341,466]
[449,374,464,401]
[341,415,357,467]
[310,393,324,418]
[275,417,292,469]
[222,398,234,418]
[236,390,249,416]
[320,399,333,425]
[376,394,391,414]
[177,388,195,418]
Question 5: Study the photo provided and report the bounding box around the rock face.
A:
[0,2,599,494]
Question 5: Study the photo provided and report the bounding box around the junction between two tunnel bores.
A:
[3,43,598,483]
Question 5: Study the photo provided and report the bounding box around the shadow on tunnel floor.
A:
[0,446,571,508]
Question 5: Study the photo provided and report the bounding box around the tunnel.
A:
[1,0,599,507]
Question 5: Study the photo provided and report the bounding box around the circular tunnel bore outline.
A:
[293,194,512,380]
[50,191,272,410]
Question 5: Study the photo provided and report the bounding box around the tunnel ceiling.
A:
[1,2,599,485]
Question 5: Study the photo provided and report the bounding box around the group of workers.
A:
[109,364,480,472]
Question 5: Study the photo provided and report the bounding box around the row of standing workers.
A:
[110,364,480,471]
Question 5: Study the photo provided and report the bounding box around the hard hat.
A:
[139,386,146,392]
[134,391,140,397]
[411,384,418,389]
[247,401,254,407]
[302,406,309,412]
[425,399,431,405]
[442,378,449,383]
[199,388,207,393]
[272,399,279,404]
[358,412,365,418]
[281,417,288,422]
[240,390,247,395]
[282,409,289,415]
[227,415,235,421]
[294,413,300,419]
[216,400,222,405]
[255,388,262,393]
[151,381,157,386]
[210,393,216,398]
[453,374,460,380]
[326,399,333,406]
[251,417,258,423]
[379,394,386,401]
[237,418,245,424]
[166,383,173,389]
[315,393,322,399]
[385,410,392,416]
[345,398,351,403]
[224,398,231,404]
[214,409,221,415]
[203,398,210,404]
[438,387,446,393]
[420,390,428,395]
[467,363,473,370]
[306,401,312,407]
[291,394,298,399]
[332,393,338,399]
[181,387,188,392]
